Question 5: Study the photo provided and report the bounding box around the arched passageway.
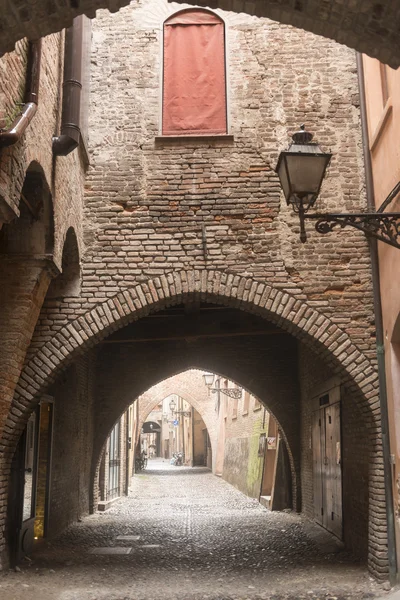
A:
[0,0,399,67]
[95,368,291,513]
[135,374,217,469]
[1,272,381,575]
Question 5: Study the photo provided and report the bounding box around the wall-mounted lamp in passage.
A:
[202,373,242,399]
[276,125,400,249]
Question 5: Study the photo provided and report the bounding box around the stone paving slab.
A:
[0,460,385,599]
[89,547,132,555]
[377,590,400,600]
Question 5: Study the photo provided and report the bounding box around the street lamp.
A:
[276,125,331,243]
[169,398,176,413]
[202,372,242,400]
[202,373,215,387]
[276,125,400,248]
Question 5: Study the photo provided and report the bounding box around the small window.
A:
[379,62,389,106]
[232,396,238,420]
[253,396,262,411]
[162,9,227,136]
[223,380,228,419]
[243,391,250,415]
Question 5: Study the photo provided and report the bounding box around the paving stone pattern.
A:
[0,461,384,600]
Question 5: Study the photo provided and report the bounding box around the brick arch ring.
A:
[95,376,221,496]
[136,381,219,463]
[1,0,399,68]
[2,270,384,570]
[91,364,301,520]
[95,367,298,489]
[7,269,380,451]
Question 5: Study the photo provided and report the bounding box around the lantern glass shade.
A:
[276,144,332,210]
[169,398,176,412]
[202,372,215,387]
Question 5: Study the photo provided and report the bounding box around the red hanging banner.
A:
[163,10,227,136]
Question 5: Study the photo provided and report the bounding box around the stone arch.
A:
[1,270,383,572]
[1,0,399,67]
[47,227,81,298]
[8,270,380,444]
[11,271,378,409]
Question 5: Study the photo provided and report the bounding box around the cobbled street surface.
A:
[0,460,385,600]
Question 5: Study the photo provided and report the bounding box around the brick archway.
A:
[9,269,379,440]
[135,372,298,477]
[1,270,384,572]
[94,367,300,504]
[1,0,399,67]
[136,372,219,456]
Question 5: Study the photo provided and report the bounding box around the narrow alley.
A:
[1,460,382,600]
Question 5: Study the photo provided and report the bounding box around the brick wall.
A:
[30,0,376,363]
[0,26,86,495]
[0,0,387,579]
[222,389,270,499]
[298,345,372,567]
[0,32,85,262]
[46,353,95,536]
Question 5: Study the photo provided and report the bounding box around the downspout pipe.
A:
[124,410,130,496]
[357,52,398,583]
[52,16,83,156]
[0,39,42,148]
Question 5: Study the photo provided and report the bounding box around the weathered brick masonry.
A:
[0,0,388,581]
[0,26,86,568]
[45,353,96,537]
[1,0,400,67]
[0,30,86,429]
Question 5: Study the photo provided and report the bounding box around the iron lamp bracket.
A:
[211,387,242,400]
[305,212,400,249]
[303,181,400,249]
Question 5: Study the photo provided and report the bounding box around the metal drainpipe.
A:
[356,51,398,583]
[191,405,195,467]
[0,39,42,148]
[52,16,83,156]
[124,409,130,496]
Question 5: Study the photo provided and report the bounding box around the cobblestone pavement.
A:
[0,460,385,600]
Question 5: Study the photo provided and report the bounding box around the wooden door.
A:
[312,408,324,524]
[312,400,342,539]
[324,402,342,538]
